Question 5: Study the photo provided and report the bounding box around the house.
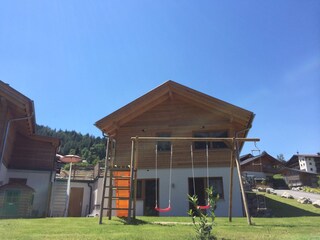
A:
[286,154,320,174]
[95,80,255,217]
[49,158,101,217]
[280,167,318,188]
[0,81,60,218]
[240,151,284,182]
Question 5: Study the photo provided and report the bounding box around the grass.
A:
[1,195,320,240]
[261,192,320,217]
[303,186,320,194]
[1,216,320,240]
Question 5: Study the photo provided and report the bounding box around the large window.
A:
[156,133,171,152]
[188,177,224,200]
[208,177,224,199]
[193,131,228,149]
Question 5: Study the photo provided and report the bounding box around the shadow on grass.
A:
[116,217,149,225]
[265,197,320,217]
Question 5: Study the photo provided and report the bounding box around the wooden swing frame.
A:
[128,136,260,225]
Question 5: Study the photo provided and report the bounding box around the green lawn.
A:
[1,194,320,240]
[0,216,320,240]
[262,192,320,217]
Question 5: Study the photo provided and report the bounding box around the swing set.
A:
[128,136,260,225]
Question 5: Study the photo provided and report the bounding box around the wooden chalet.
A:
[280,167,318,188]
[240,151,285,179]
[95,80,256,219]
[0,80,60,218]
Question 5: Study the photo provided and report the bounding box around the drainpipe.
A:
[0,112,34,180]
[87,182,93,215]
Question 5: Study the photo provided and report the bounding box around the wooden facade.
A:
[240,151,284,175]
[0,81,60,172]
[96,81,255,169]
[281,168,318,187]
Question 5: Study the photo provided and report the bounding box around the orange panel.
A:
[114,171,130,217]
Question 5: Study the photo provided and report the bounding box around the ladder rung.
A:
[109,168,131,172]
[103,196,130,200]
[105,186,130,190]
[103,208,133,210]
[106,176,131,180]
[112,197,130,200]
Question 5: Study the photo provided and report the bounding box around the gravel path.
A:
[273,190,320,203]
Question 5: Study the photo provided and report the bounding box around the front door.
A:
[68,187,84,217]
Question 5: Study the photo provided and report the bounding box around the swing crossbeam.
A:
[131,137,259,142]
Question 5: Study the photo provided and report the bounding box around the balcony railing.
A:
[57,162,103,181]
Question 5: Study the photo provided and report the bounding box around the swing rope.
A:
[155,143,173,212]
[190,142,210,210]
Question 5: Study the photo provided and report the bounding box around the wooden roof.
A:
[0,80,59,148]
[0,80,35,135]
[95,80,254,135]
[240,151,284,166]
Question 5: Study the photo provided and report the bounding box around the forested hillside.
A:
[36,125,106,164]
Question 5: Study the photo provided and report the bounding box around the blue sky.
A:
[1,0,319,160]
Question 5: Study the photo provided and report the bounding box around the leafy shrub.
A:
[188,187,219,240]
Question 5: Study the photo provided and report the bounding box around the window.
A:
[188,177,224,201]
[156,133,171,152]
[310,168,313,171]
[208,177,224,199]
[194,131,228,149]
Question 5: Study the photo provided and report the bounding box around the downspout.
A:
[0,112,34,180]
[87,182,93,215]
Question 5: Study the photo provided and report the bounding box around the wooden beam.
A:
[99,137,111,224]
[128,138,136,221]
[131,136,260,142]
[234,140,252,225]
[228,147,235,222]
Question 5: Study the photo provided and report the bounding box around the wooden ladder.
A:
[257,194,267,211]
[99,138,136,224]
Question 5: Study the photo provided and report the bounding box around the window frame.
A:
[156,132,171,152]
[193,130,229,150]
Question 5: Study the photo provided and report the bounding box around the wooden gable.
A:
[95,81,255,169]
[95,80,254,136]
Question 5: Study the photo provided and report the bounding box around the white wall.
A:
[6,169,53,217]
[299,156,317,173]
[137,167,243,217]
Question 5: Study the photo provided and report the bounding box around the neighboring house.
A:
[49,160,101,217]
[286,154,320,174]
[95,80,255,217]
[240,151,284,180]
[0,81,60,218]
[280,167,318,188]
